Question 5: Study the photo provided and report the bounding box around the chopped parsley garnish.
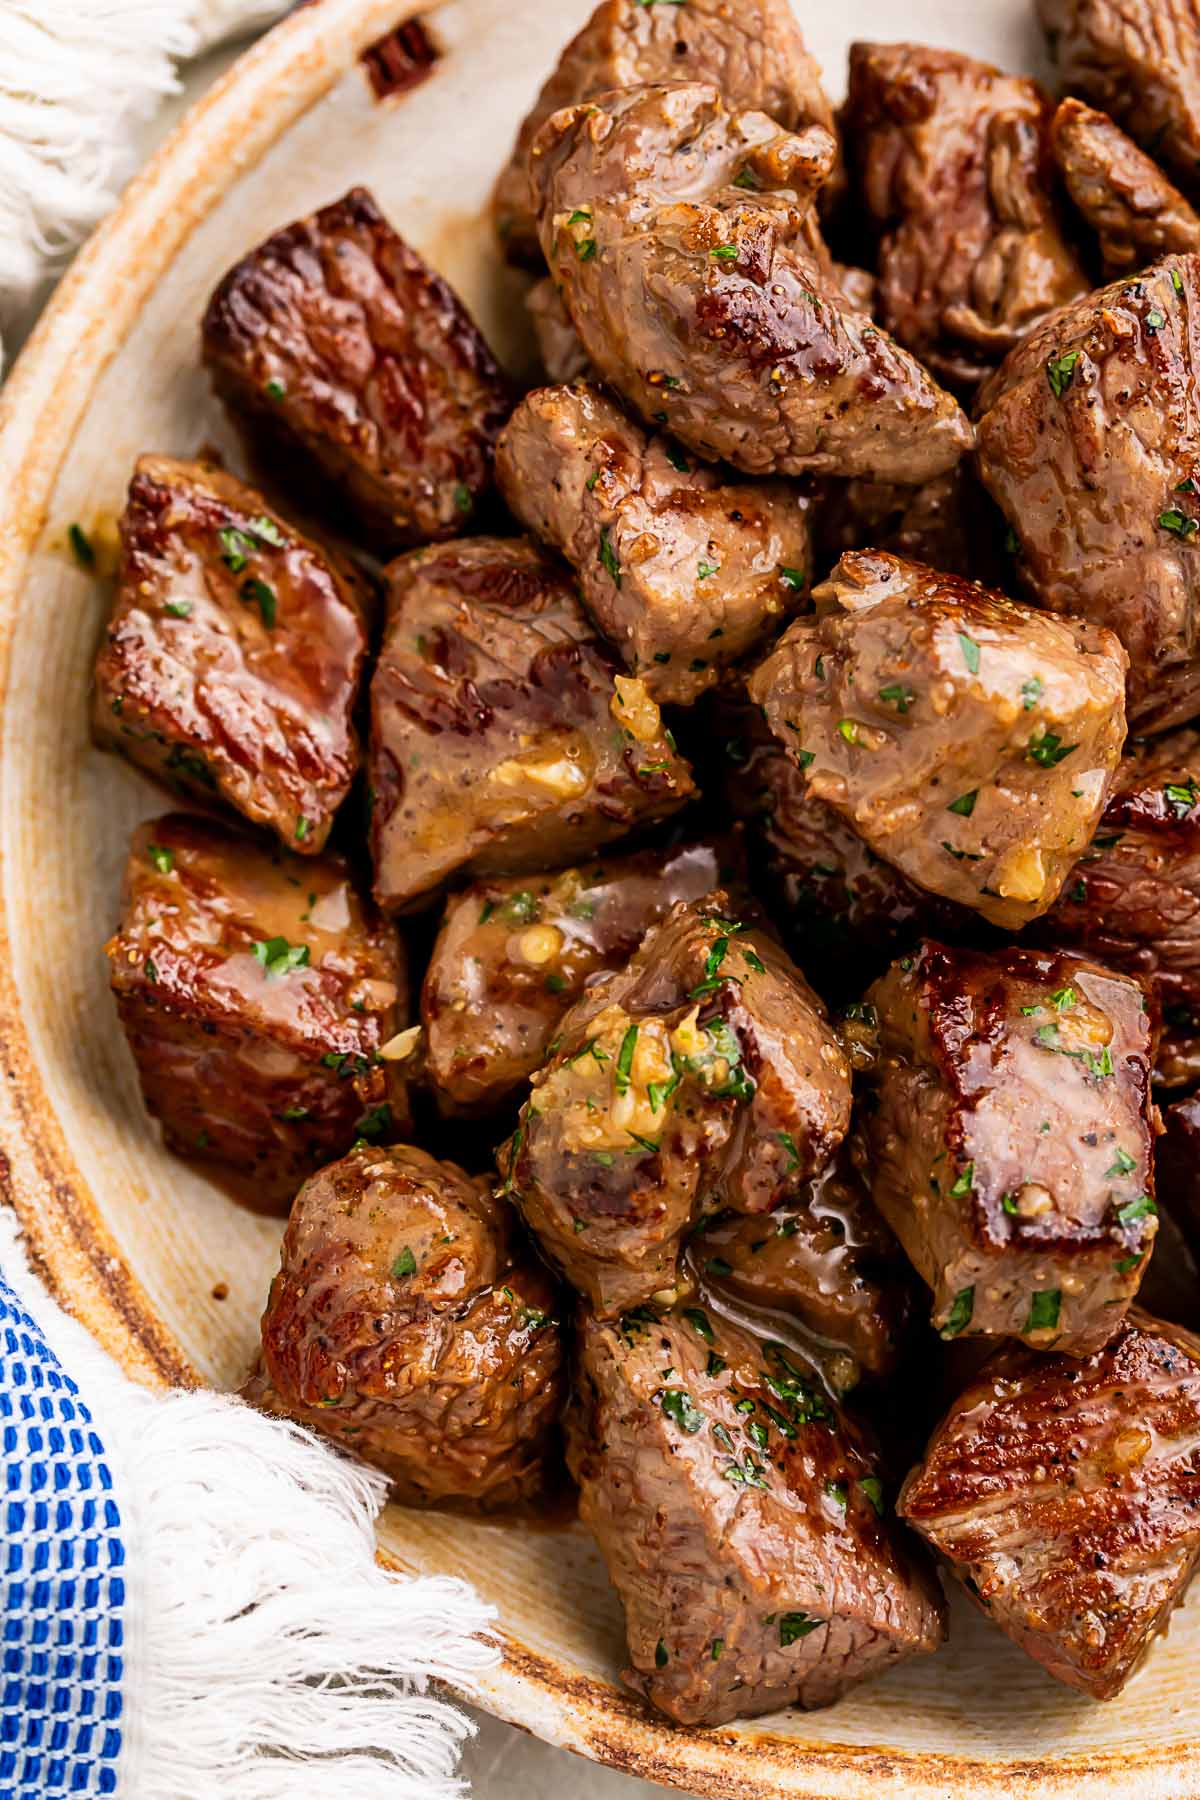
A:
[1025,1289,1061,1333]
[837,718,859,745]
[710,244,739,261]
[1146,308,1166,333]
[666,444,689,473]
[264,378,286,400]
[251,936,309,977]
[776,1131,800,1170]
[957,632,981,675]
[1027,730,1076,768]
[732,166,759,190]
[778,1612,821,1646]
[949,1162,974,1198]
[947,789,978,817]
[706,1351,727,1378]
[391,1247,417,1280]
[68,523,95,568]
[501,890,538,924]
[248,514,284,547]
[1021,675,1043,711]
[219,526,253,571]
[796,748,814,770]
[657,1388,705,1434]
[1046,350,1080,398]
[295,817,310,841]
[1165,781,1199,817]
[683,1307,714,1344]
[615,1024,639,1095]
[163,599,192,618]
[940,1286,974,1339]
[825,1480,848,1509]
[575,237,597,262]
[859,1476,885,1517]
[280,1104,309,1121]
[710,1638,724,1660]
[1116,1193,1156,1226]
[779,566,806,590]
[941,841,983,862]
[655,1640,668,1668]
[878,683,914,713]
[1159,508,1199,539]
[241,576,277,628]
[1051,986,1077,1011]
[453,482,472,514]
[146,843,174,874]
[1106,1148,1137,1179]
[598,527,621,585]
[697,558,720,580]
[1115,1253,1144,1275]
[355,1103,392,1142]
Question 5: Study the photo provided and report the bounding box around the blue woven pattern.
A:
[0,1273,125,1799]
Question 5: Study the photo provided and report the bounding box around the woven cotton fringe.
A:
[0,0,290,361]
[0,1206,498,1799]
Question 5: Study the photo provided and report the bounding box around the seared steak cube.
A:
[1038,0,1200,207]
[256,1143,564,1507]
[1051,98,1200,276]
[900,1312,1200,1698]
[492,0,835,265]
[843,43,1087,395]
[368,536,695,911]
[975,254,1200,733]
[1035,728,1200,1082]
[526,277,589,383]
[860,941,1158,1353]
[498,891,852,1316]
[688,1149,917,1389]
[495,383,811,703]
[422,841,722,1114]
[93,456,368,852]
[748,549,1127,931]
[202,187,509,548]
[568,1303,945,1725]
[108,813,409,1207]
[713,685,970,997]
[529,84,972,484]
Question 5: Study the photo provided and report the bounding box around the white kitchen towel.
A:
[0,0,293,363]
[0,1203,498,1799]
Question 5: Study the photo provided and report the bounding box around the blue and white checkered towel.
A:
[0,1214,495,1800]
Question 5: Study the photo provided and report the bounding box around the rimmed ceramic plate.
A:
[0,2,1195,1793]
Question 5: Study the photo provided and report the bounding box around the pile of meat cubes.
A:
[95,0,1200,1726]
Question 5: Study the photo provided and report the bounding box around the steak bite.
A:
[368,536,695,913]
[492,0,835,266]
[495,383,812,702]
[108,813,409,1207]
[93,456,368,853]
[900,1312,1200,1699]
[747,549,1128,932]
[1035,729,1200,1080]
[860,941,1159,1354]
[526,276,590,383]
[843,43,1088,395]
[568,1303,945,1726]
[498,891,852,1316]
[201,187,509,549]
[1037,0,1200,207]
[422,840,722,1114]
[688,1150,917,1388]
[529,83,972,485]
[812,465,995,587]
[256,1143,564,1508]
[1051,97,1200,275]
[714,693,968,997]
[975,253,1200,734]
